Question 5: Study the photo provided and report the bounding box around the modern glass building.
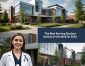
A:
[39,43,65,66]
[14,1,33,16]
[39,43,58,55]
[0,0,67,23]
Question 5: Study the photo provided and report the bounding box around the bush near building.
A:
[0,23,29,32]
[1,10,8,23]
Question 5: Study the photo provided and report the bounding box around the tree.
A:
[52,10,56,23]
[37,13,41,25]
[54,47,60,63]
[80,15,85,21]
[81,47,85,65]
[38,45,43,65]
[19,10,25,23]
[1,10,8,23]
[1,38,10,56]
[61,9,66,23]
[74,0,84,22]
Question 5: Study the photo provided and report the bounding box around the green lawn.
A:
[68,24,85,28]
[0,24,10,32]
[0,23,85,32]
[31,23,63,27]
[0,23,30,32]
[65,64,81,66]
[31,23,85,28]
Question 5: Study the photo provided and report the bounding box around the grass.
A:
[0,22,85,32]
[68,24,85,28]
[0,23,30,32]
[31,23,63,27]
[64,64,81,66]
[0,24,10,32]
[31,23,85,28]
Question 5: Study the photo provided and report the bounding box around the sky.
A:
[40,43,85,58]
[0,0,85,15]
[63,43,85,58]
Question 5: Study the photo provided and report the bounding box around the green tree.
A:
[52,10,56,23]
[19,10,25,23]
[1,38,10,56]
[80,15,85,21]
[74,0,84,22]
[81,47,85,64]
[37,13,41,25]
[54,47,60,64]
[38,45,42,65]
[1,10,8,23]
[61,9,66,23]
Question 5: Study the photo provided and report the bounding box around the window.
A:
[42,10,46,15]
[35,0,43,12]
[20,2,33,16]
[24,33,36,44]
[15,4,20,15]
[56,7,62,17]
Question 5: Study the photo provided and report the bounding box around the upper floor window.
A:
[35,0,43,12]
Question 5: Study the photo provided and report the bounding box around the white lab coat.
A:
[0,51,32,66]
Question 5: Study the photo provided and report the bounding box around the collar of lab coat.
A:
[7,51,26,65]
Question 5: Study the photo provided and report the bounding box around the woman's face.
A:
[12,36,24,50]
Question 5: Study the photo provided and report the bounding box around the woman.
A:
[0,33,32,66]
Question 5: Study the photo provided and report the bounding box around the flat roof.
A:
[48,4,65,9]
[14,1,34,7]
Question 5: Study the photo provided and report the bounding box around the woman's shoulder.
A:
[1,51,12,57]
[0,51,11,61]
[23,52,31,58]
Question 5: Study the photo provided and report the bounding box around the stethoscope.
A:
[8,53,28,62]
[24,55,28,62]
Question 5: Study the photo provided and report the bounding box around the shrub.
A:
[10,25,23,30]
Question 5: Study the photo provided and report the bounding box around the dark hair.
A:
[10,33,25,51]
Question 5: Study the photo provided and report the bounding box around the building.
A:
[8,0,67,23]
[75,52,83,64]
[39,43,66,66]
[0,4,1,11]
[39,43,57,66]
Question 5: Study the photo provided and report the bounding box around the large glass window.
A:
[24,33,36,44]
[15,4,20,15]
[20,2,33,16]
[39,43,58,55]
[35,0,43,12]
[56,7,62,17]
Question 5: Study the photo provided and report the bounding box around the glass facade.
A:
[14,1,33,16]
[24,33,36,44]
[35,0,43,12]
[41,9,53,16]
[56,7,62,17]
[15,4,20,15]
[0,37,4,44]
[39,43,58,55]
